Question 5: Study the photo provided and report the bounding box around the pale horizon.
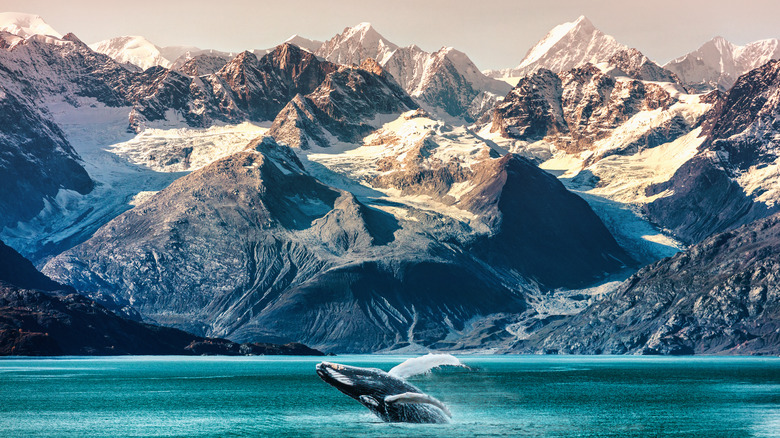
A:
[2,0,780,72]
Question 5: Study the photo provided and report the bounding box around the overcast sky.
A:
[2,0,779,70]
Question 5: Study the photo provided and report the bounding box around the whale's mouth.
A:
[316,362,355,387]
[315,362,328,379]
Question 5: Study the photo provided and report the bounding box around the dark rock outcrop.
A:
[607,48,682,84]
[0,284,323,356]
[212,44,337,122]
[0,240,67,292]
[464,155,632,288]
[173,54,230,76]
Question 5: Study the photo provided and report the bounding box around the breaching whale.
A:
[316,354,461,423]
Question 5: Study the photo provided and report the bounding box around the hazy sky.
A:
[2,0,779,70]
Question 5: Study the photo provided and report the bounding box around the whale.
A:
[316,360,453,423]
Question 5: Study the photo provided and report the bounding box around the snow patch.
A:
[108,122,268,172]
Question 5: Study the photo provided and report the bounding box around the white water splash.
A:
[388,354,465,379]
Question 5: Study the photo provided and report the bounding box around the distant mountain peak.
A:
[518,15,620,70]
[0,12,62,39]
[316,22,398,66]
[352,22,374,31]
[486,15,626,80]
[665,35,780,92]
[283,34,324,53]
[89,35,172,70]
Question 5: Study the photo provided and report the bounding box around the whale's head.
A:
[316,361,451,423]
[316,361,405,402]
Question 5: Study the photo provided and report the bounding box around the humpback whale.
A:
[316,355,460,424]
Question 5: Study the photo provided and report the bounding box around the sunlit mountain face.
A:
[0,10,779,356]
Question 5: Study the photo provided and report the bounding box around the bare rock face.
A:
[268,65,417,148]
[0,240,64,292]
[463,155,632,288]
[606,48,682,84]
[490,69,566,141]
[518,213,780,355]
[212,44,337,122]
[703,60,780,169]
[174,54,230,76]
[491,65,680,155]
[382,46,511,122]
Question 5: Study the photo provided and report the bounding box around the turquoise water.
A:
[1,355,779,437]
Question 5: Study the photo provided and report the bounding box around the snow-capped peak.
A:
[520,15,593,67]
[316,22,398,66]
[485,15,625,79]
[438,47,511,95]
[517,15,623,71]
[89,36,172,70]
[283,34,324,53]
[0,12,62,39]
[349,22,374,34]
[664,35,780,91]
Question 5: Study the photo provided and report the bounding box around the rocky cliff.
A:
[518,213,780,355]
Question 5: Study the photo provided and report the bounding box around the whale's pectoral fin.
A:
[359,395,380,407]
[384,392,452,417]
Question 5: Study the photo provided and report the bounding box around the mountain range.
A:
[1,12,779,354]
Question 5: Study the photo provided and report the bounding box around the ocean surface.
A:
[1,355,779,437]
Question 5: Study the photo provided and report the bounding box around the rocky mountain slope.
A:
[665,36,780,92]
[382,45,511,121]
[172,51,232,76]
[518,212,780,355]
[0,239,324,356]
[643,60,780,243]
[43,123,631,352]
[268,58,416,148]
[0,31,343,259]
[484,56,780,254]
